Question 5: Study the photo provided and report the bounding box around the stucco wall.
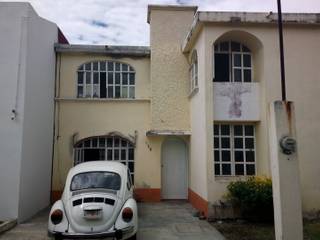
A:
[189,23,320,213]
[0,2,57,221]
[149,8,194,131]
[52,54,164,191]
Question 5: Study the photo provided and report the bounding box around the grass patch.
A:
[211,220,320,240]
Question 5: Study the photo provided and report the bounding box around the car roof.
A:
[69,161,127,176]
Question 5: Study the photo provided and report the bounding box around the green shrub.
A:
[227,176,273,222]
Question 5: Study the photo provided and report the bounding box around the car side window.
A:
[127,170,132,190]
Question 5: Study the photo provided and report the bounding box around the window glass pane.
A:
[214,53,229,82]
[107,138,113,147]
[221,150,231,161]
[99,138,105,147]
[92,138,98,147]
[84,140,91,147]
[122,73,128,85]
[234,54,242,67]
[129,87,135,98]
[242,45,250,52]
[100,73,106,98]
[115,86,120,98]
[243,54,251,67]
[129,73,135,85]
[85,63,91,71]
[246,164,255,175]
[215,164,220,175]
[234,151,244,162]
[231,41,241,51]
[100,61,106,71]
[235,164,244,175]
[115,62,121,71]
[128,149,134,160]
[79,65,84,71]
[78,72,84,84]
[77,86,83,97]
[85,85,91,97]
[214,125,219,135]
[128,162,134,173]
[93,62,98,71]
[107,86,114,98]
[221,137,230,148]
[214,44,219,51]
[214,150,220,162]
[108,73,113,84]
[114,138,119,147]
[220,125,230,135]
[245,125,254,136]
[121,86,128,98]
[114,149,119,160]
[234,69,242,82]
[93,72,99,84]
[214,137,219,148]
[244,69,252,82]
[93,85,99,98]
[246,151,255,162]
[129,66,134,72]
[234,125,243,136]
[122,64,128,71]
[220,42,229,51]
[107,149,113,160]
[245,138,254,149]
[222,164,231,175]
[121,149,126,160]
[115,73,120,84]
[121,140,127,147]
[234,138,243,149]
[107,62,114,71]
[86,72,91,84]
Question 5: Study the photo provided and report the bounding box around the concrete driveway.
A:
[0,201,224,240]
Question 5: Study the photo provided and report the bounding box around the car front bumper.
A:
[48,226,134,239]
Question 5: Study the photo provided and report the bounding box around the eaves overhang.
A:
[182,11,320,53]
[55,44,150,57]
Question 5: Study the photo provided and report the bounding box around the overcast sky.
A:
[5,0,320,45]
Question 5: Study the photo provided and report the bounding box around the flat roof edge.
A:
[147,4,198,23]
[55,44,151,57]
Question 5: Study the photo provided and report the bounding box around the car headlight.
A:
[122,207,133,222]
[51,209,63,225]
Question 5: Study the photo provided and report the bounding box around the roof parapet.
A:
[55,44,150,57]
[147,4,198,24]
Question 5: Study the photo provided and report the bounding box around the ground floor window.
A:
[214,124,256,176]
[74,136,134,182]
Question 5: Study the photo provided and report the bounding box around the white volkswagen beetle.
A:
[48,161,137,240]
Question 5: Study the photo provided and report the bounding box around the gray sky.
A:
[5,0,320,45]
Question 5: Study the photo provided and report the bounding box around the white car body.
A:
[48,161,138,239]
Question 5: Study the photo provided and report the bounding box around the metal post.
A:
[277,0,286,101]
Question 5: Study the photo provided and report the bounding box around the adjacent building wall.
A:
[0,2,58,221]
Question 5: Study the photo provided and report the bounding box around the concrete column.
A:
[268,101,303,240]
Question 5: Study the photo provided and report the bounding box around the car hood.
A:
[63,191,123,233]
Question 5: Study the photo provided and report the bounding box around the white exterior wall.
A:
[0,3,57,221]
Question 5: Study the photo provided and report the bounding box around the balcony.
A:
[213,82,260,121]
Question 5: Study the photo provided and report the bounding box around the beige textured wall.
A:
[52,54,164,191]
[149,9,194,131]
[191,23,320,213]
[189,31,209,200]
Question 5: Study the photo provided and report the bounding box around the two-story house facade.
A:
[52,5,320,218]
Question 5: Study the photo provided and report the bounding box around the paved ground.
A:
[0,201,225,240]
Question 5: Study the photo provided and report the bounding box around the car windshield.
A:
[70,171,121,191]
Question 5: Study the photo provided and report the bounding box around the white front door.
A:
[161,137,188,199]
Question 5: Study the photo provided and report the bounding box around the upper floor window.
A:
[214,41,252,82]
[77,61,135,99]
[190,50,198,93]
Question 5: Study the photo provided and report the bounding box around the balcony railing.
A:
[213,82,260,121]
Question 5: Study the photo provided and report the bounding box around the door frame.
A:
[161,136,189,200]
